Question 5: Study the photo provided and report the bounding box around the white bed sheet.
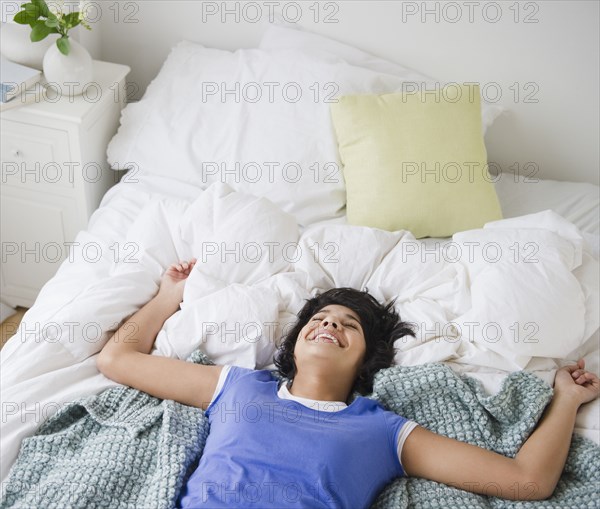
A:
[1,172,598,485]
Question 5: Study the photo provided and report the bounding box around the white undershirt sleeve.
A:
[396,420,419,470]
[208,365,231,408]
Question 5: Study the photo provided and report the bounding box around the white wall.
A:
[5,0,599,185]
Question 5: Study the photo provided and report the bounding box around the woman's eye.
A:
[311,317,322,321]
[344,323,357,329]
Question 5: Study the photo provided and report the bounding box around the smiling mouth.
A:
[309,331,343,347]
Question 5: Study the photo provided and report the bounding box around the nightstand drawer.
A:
[1,120,73,190]
[0,187,81,307]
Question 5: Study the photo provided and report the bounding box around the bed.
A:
[1,23,599,500]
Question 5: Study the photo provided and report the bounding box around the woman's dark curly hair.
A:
[274,288,415,396]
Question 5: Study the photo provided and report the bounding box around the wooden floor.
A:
[0,307,28,350]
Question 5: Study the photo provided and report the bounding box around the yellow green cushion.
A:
[330,84,502,238]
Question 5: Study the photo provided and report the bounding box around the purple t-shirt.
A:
[178,367,410,508]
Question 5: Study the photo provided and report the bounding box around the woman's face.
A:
[294,304,367,376]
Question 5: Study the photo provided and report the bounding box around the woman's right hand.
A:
[157,258,197,306]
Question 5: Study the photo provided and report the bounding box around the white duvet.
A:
[1,181,599,484]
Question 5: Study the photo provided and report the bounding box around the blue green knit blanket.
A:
[2,353,599,509]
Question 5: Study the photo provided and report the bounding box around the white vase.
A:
[43,38,93,97]
[0,22,57,70]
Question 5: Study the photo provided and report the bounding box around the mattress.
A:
[1,171,598,485]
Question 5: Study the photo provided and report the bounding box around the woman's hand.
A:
[553,358,600,407]
[157,259,197,307]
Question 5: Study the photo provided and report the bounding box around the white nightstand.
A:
[1,60,130,307]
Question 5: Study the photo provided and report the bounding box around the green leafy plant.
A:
[13,0,91,55]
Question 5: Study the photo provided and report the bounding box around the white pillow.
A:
[493,173,600,236]
[108,42,350,226]
[259,24,505,134]
[107,36,504,226]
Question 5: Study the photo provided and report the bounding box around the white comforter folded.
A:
[1,182,598,483]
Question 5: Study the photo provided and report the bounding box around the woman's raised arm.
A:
[401,359,599,501]
[96,259,222,410]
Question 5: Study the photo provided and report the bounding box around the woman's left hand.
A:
[553,358,600,406]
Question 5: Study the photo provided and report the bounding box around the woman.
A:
[97,260,600,508]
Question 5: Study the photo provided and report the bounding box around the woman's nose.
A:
[322,319,338,329]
